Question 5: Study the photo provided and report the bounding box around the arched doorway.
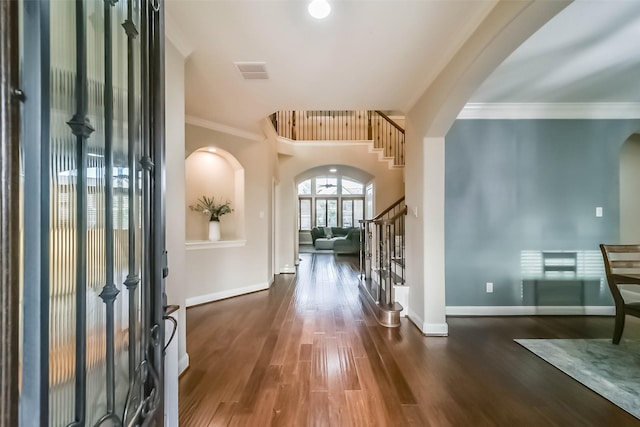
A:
[295,165,373,256]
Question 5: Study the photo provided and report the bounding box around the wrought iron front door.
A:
[19,0,167,425]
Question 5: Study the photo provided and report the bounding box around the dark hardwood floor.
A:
[179,253,640,426]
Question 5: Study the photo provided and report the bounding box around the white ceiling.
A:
[470,0,640,104]
[167,0,640,134]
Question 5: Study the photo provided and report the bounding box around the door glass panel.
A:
[342,200,353,228]
[85,0,109,421]
[44,0,144,425]
[327,199,338,227]
[316,199,326,227]
[18,0,161,422]
[354,199,364,224]
[299,199,311,230]
[365,184,374,218]
[49,0,79,423]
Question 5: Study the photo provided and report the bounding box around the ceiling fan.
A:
[318,182,336,188]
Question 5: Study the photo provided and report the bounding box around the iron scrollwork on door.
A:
[19,0,166,425]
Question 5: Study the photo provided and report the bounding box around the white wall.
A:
[164,39,189,372]
[403,119,426,330]
[184,124,276,303]
[277,142,404,273]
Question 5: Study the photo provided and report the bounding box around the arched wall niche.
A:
[185,147,245,241]
[620,132,640,243]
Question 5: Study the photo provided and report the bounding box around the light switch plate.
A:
[596,207,603,217]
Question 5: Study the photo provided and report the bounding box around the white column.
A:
[164,312,179,426]
[164,39,189,372]
[422,137,448,335]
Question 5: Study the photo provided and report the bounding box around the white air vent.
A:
[234,62,269,80]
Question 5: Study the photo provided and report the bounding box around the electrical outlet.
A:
[486,282,494,293]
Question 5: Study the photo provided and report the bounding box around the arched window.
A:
[297,175,365,230]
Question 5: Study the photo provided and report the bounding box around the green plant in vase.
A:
[189,195,233,241]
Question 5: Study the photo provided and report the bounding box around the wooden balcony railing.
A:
[271,110,405,167]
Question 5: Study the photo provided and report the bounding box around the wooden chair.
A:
[599,244,640,344]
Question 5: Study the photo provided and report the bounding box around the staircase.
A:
[359,197,407,327]
[270,110,405,167]
[271,110,407,325]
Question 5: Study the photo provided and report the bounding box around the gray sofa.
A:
[310,227,360,254]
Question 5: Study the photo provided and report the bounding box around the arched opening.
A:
[185,147,245,241]
[295,165,373,254]
[620,133,640,243]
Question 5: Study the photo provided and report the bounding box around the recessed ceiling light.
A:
[308,0,331,19]
[329,168,337,173]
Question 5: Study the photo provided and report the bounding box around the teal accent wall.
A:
[445,119,640,306]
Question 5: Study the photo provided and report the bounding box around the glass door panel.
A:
[20,0,154,425]
[354,199,364,224]
[316,199,326,227]
[299,198,311,230]
[342,200,353,227]
[327,199,338,227]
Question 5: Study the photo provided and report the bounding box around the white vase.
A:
[208,221,221,241]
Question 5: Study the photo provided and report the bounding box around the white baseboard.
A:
[280,266,296,274]
[423,323,449,336]
[406,309,449,336]
[185,282,271,307]
[446,306,615,316]
[178,353,190,376]
[407,308,424,331]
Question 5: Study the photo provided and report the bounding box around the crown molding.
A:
[165,13,194,59]
[458,102,640,120]
[185,115,265,142]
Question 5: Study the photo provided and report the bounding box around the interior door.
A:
[18,0,167,425]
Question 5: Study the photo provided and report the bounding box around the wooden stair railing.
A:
[358,197,406,327]
[372,110,404,167]
[270,110,405,167]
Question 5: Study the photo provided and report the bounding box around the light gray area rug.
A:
[515,339,640,419]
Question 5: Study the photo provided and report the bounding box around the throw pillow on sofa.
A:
[323,227,333,238]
